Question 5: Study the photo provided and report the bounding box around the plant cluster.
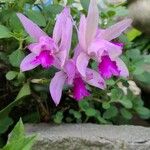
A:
[0,0,150,148]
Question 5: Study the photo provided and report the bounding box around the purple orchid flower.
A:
[76,0,132,79]
[17,7,73,72]
[50,45,106,106]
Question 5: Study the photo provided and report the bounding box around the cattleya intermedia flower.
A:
[17,0,132,106]
[50,45,105,105]
[77,0,132,79]
[17,8,72,71]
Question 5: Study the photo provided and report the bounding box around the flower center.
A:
[36,50,54,68]
[98,55,120,79]
[73,76,90,101]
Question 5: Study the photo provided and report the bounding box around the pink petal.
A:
[76,52,90,77]
[88,39,105,58]
[85,68,106,89]
[116,58,129,77]
[53,8,70,44]
[73,45,83,62]
[17,13,46,42]
[27,43,42,55]
[49,71,67,106]
[64,60,76,85]
[97,19,132,41]
[102,40,122,59]
[55,50,67,67]
[20,53,40,72]
[59,17,73,57]
[86,0,99,46]
[88,39,122,60]
[78,15,87,50]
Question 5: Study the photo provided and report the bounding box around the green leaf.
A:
[0,25,12,39]
[6,71,18,81]
[0,117,13,134]
[106,79,115,86]
[16,83,31,100]
[126,28,142,42]
[111,88,123,101]
[102,101,110,109]
[85,108,97,117]
[46,4,63,15]
[136,107,150,119]
[79,100,90,111]
[53,111,63,124]
[120,108,133,120]
[135,72,150,84]
[0,83,31,120]
[133,64,145,75]
[144,55,150,64]
[96,115,108,124]
[17,72,25,82]
[80,0,90,11]
[9,13,23,31]
[119,97,133,109]
[9,49,25,67]
[107,10,116,17]
[103,106,118,119]
[69,109,81,119]
[26,10,46,27]
[3,119,37,150]
[9,119,25,142]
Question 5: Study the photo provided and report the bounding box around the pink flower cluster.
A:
[17,0,132,106]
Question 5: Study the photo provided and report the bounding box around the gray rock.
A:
[25,124,150,150]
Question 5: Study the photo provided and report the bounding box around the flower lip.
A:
[98,55,120,79]
[34,50,54,68]
[73,76,90,101]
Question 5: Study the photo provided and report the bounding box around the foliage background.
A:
[0,0,150,148]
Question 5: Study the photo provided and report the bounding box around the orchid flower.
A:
[17,7,73,72]
[77,0,132,79]
[50,45,106,106]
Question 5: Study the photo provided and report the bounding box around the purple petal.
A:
[86,0,99,46]
[98,55,120,79]
[78,15,87,50]
[17,13,46,42]
[73,76,90,101]
[36,50,54,68]
[85,68,106,89]
[116,58,129,77]
[76,52,90,77]
[97,19,132,41]
[50,71,67,106]
[20,53,40,72]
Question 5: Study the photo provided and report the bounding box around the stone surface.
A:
[25,124,150,150]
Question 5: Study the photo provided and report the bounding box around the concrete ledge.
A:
[25,124,150,150]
